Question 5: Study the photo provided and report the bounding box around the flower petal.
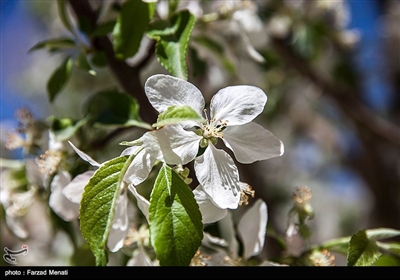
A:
[128,184,149,222]
[124,148,157,186]
[107,191,129,252]
[145,74,205,116]
[223,122,284,164]
[149,124,201,165]
[68,141,101,167]
[194,144,240,209]
[218,212,240,259]
[210,85,267,126]
[127,245,154,266]
[49,171,80,221]
[62,171,95,204]
[193,185,227,223]
[237,199,268,260]
[120,146,142,157]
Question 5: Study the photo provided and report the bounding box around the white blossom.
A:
[144,74,284,209]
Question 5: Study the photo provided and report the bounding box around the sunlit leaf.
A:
[373,254,400,266]
[377,241,400,257]
[149,164,203,266]
[79,156,129,266]
[152,105,201,128]
[147,10,195,80]
[112,0,150,59]
[366,228,400,241]
[347,230,382,266]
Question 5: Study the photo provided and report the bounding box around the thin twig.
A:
[270,36,400,147]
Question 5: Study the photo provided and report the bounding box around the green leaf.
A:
[57,0,74,34]
[112,0,150,59]
[347,230,382,266]
[377,241,400,257]
[47,57,74,102]
[75,52,96,76]
[91,20,117,37]
[70,243,96,266]
[366,228,400,241]
[29,37,77,53]
[49,116,88,142]
[189,46,206,77]
[91,51,108,68]
[84,89,147,128]
[193,35,236,74]
[79,156,128,266]
[147,10,195,80]
[373,254,400,266]
[152,105,201,128]
[149,164,203,266]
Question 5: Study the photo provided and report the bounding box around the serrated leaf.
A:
[152,105,201,128]
[366,228,400,241]
[347,230,382,266]
[29,37,77,53]
[47,57,73,102]
[112,0,150,59]
[149,164,203,266]
[147,10,195,80]
[79,156,128,266]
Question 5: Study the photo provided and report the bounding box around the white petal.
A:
[124,149,157,186]
[68,141,101,167]
[6,216,28,239]
[218,212,239,259]
[223,122,284,164]
[128,184,149,222]
[202,232,229,248]
[210,85,267,126]
[25,159,45,188]
[145,74,205,116]
[49,171,80,221]
[193,185,227,224]
[149,124,201,165]
[194,144,240,209]
[127,245,154,266]
[107,192,129,252]
[120,146,141,156]
[49,131,64,151]
[62,171,95,204]
[237,199,268,260]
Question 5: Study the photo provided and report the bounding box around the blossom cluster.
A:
[2,75,284,265]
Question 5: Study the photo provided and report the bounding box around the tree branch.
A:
[270,37,400,147]
[67,0,157,124]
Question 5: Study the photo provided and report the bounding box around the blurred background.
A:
[1,0,399,266]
